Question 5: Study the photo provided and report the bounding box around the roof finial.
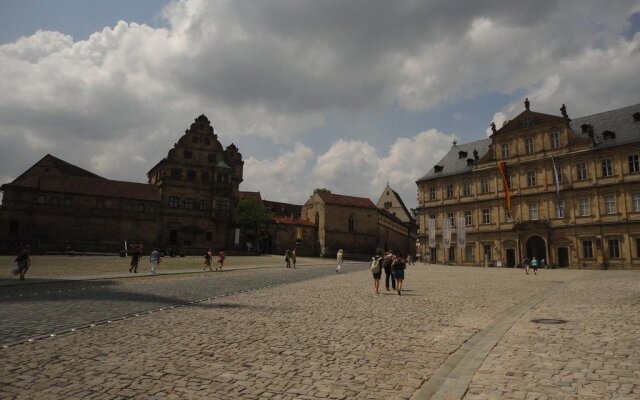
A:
[490,122,497,134]
[524,98,530,111]
[452,139,457,147]
[560,103,568,119]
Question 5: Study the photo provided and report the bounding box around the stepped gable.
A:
[317,192,377,209]
[570,102,640,148]
[417,138,491,181]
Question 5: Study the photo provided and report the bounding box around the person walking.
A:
[336,249,344,273]
[285,249,291,268]
[382,251,396,290]
[203,248,213,271]
[129,245,141,273]
[370,251,383,294]
[291,248,297,268]
[531,256,539,275]
[392,253,406,295]
[541,258,546,270]
[150,248,161,274]
[523,256,531,275]
[14,245,31,280]
[216,250,225,271]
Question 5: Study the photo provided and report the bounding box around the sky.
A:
[1,0,639,211]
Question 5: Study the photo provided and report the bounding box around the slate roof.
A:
[317,192,378,209]
[570,103,640,148]
[417,138,492,182]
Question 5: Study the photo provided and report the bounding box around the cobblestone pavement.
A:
[0,265,637,399]
[0,263,365,346]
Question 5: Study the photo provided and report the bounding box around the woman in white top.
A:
[336,249,344,273]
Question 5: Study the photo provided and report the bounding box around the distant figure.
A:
[291,248,297,268]
[531,257,539,275]
[150,249,161,274]
[407,255,413,266]
[560,104,568,119]
[523,257,531,275]
[14,245,32,280]
[285,249,291,268]
[370,252,383,294]
[203,248,213,271]
[216,250,225,271]
[129,245,141,273]
[336,249,344,273]
[524,97,530,110]
[542,258,546,269]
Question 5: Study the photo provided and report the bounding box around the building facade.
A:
[416,101,640,269]
[0,115,243,254]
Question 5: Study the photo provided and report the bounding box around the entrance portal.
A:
[506,249,516,267]
[526,235,547,261]
[430,248,437,263]
[557,247,569,268]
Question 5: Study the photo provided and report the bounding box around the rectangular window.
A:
[579,198,590,216]
[601,158,613,177]
[504,208,512,222]
[429,187,436,200]
[137,203,145,212]
[37,195,45,204]
[582,240,594,258]
[201,172,209,184]
[448,246,456,261]
[206,231,212,240]
[465,244,474,261]
[199,199,208,210]
[186,170,196,182]
[501,143,510,158]
[208,153,215,163]
[464,210,472,226]
[482,208,491,224]
[447,212,454,226]
[169,196,179,208]
[608,239,620,258]
[633,193,640,212]
[64,197,72,206]
[483,245,492,260]
[462,181,471,196]
[171,168,182,180]
[525,137,534,154]
[51,197,60,205]
[480,178,489,194]
[529,202,538,221]
[183,150,193,159]
[604,194,617,214]
[527,170,536,187]
[555,165,564,183]
[550,132,560,149]
[556,199,565,218]
[182,198,194,209]
[446,184,453,198]
[629,155,640,173]
[95,199,104,209]
[576,162,587,180]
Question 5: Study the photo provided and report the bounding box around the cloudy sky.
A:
[1,0,639,210]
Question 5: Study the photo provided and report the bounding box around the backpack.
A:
[370,257,381,273]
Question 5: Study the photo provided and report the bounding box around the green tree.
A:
[234,199,273,227]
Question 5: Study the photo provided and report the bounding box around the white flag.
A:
[456,216,466,247]
[443,218,451,249]
[428,217,436,248]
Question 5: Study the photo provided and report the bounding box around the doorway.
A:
[506,249,516,267]
[430,248,437,263]
[526,235,547,261]
[557,247,569,268]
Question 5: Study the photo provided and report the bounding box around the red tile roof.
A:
[317,192,377,209]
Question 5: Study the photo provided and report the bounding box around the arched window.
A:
[348,215,355,232]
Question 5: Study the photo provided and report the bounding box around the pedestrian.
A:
[531,256,539,275]
[129,245,141,273]
[150,248,161,274]
[14,245,31,280]
[291,247,297,268]
[336,249,344,273]
[203,248,213,271]
[392,253,406,295]
[382,251,396,290]
[541,258,546,270]
[216,250,225,271]
[523,256,531,275]
[370,251,383,294]
[285,249,291,268]
[407,254,412,266]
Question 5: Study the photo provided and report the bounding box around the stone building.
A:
[302,190,415,260]
[376,183,413,223]
[416,100,640,269]
[0,115,243,254]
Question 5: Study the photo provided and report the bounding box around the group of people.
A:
[370,250,407,295]
[521,256,544,275]
[203,249,226,271]
[284,248,297,268]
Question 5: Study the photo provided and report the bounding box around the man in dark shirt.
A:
[382,251,396,291]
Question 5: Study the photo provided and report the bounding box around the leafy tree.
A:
[235,199,273,227]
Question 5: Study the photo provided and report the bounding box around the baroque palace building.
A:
[416,100,640,269]
[0,115,243,254]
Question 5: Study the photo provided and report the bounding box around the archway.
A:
[526,235,546,261]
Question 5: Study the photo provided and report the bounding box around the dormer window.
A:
[633,112,640,122]
[466,159,475,166]
[434,165,443,173]
[458,151,468,159]
[603,130,616,140]
[581,124,593,134]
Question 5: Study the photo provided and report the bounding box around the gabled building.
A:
[416,100,640,269]
[0,115,243,254]
[376,183,414,223]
